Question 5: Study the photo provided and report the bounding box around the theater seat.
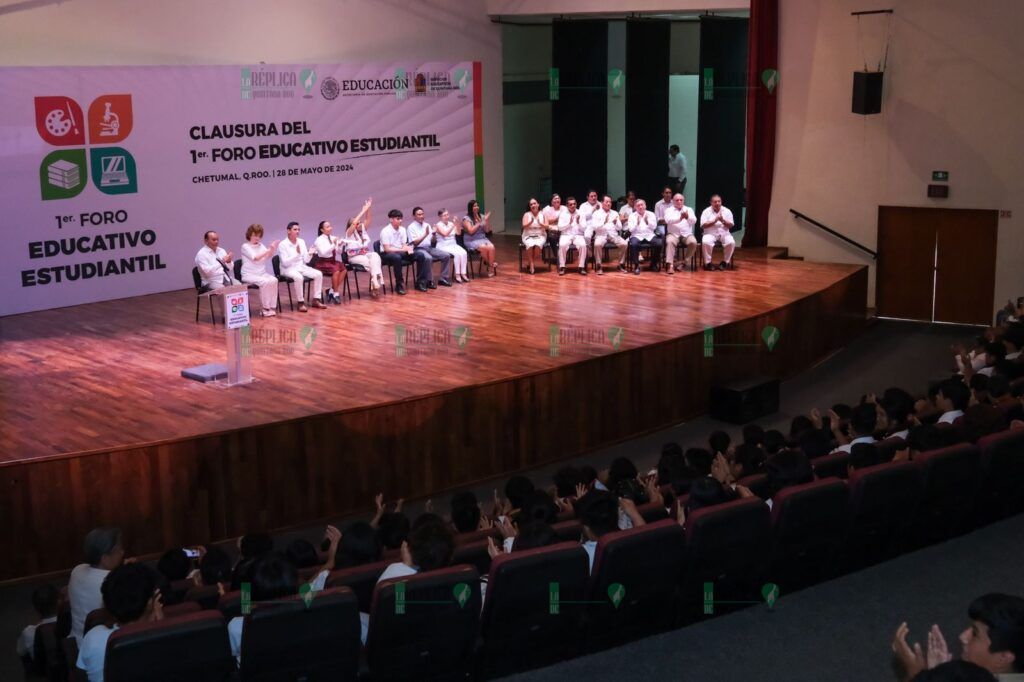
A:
[875,437,907,463]
[636,501,670,523]
[811,451,850,479]
[366,565,481,681]
[976,428,1024,521]
[184,583,222,610]
[477,542,589,679]
[847,461,921,568]
[325,560,389,614]
[104,611,234,682]
[682,497,771,622]
[238,587,360,682]
[914,443,982,544]
[451,539,492,575]
[217,590,242,621]
[586,519,687,650]
[769,478,849,589]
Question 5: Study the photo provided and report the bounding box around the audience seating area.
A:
[18,306,1024,681]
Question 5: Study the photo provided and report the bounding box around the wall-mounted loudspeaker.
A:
[852,71,883,115]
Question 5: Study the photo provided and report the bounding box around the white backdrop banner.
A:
[0,62,479,316]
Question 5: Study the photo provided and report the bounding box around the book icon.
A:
[47,158,80,189]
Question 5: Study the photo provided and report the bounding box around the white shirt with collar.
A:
[195,245,232,289]
[628,211,657,241]
[18,615,57,658]
[578,200,600,227]
[590,207,622,238]
[668,153,686,179]
[312,234,341,260]
[407,220,433,249]
[654,199,671,221]
[618,204,635,222]
[938,410,964,424]
[664,205,697,237]
[700,205,735,231]
[582,540,597,573]
[77,623,118,682]
[558,209,585,237]
[835,435,876,454]
[277,237,312,270]
[542,205,567,228]
[379,224,409,251]
[69,564,109,643]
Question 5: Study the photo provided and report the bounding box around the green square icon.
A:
[40,149,87,201]
[90,147,137,195]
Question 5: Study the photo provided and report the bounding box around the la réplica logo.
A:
[35,94,138,201]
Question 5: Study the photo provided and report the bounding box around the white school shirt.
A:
[344,229,372,257]
[277,237,311,270]
[664,205,697,237]
[407,220,433,249]
[195,245,231,288]
[578,200,600,227]
[654,199,671,221]
[938,410,964,424]
[589,207,622,238]
[558,209,585,237]
[18,616,57,658]
[628,211,657,241]
[542,205,567,229]
[434,221,458,248]
[700,205,735,231]
[240,242,271,279]
[312,234,340,260]
[69,564,109,643]
[835,436,876,454]
[668,153,687,179]
[77,623,117,682]
[379,224,409,251]
[618,204,635,222]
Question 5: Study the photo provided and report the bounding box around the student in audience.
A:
[743,424,766,450]
[989,375,1017,410]
[335,521,382,569]
[552,466,586,499]
[937,380,970,424]
[789,415,815,444]
[285,538,320,569]
[70,527,125,643]
[450,491,483,534]
[684,476,739,515]
[709,431,733,459]
[504,475,536,515]
[77,564,164,682]
[508,520,557,552]
[892,593,1024,680]
[835,403,879,453]
[685,448,714,477]
[730,442,767,481]
[798,429,834,460]
[763,449,814,510]
[16,584,58,663]
[883,388,917,440]
[155,548,192,605]
[575,490,646,571]
[231,532,274,590]
[228,552,298,661]
[763,430,788,456]
[194,546,232,590]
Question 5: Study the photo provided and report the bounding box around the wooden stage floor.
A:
[0,242,867,578]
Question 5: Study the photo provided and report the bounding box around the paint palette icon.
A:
[44,106,78,137]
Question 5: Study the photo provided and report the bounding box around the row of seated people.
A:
[194,198,499,318]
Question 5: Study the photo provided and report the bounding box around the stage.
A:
[0,241,867,580]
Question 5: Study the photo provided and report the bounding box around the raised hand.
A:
[892,622,926,681]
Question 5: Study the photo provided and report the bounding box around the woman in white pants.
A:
[344,199,384,297]
[240,224,280,317]
[521,198,548,274]
[435,209,469,283]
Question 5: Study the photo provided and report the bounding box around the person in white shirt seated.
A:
[521,198,548,275]
[16,584,58,665]
[312,220,348,304]
[937,379,970,424]
[575,490,627,573]
[228,552,298,662]
[462,199,497,277]
[407,206,452,289]
[194,231,235,290]
[578,189,601,226]
[663,193,698,274]
[77,564,164,682]
[589,195,628,275]
[278,222,326,312]
[434,209,470,284]
[358,521,455,643]
[618,190,637,222]
[699,194,737,271]
[626,199,661,275]
[834,403,878,454]
[542,194,567,266]
[556,197,588,276]
[240,224,280,317]
[379,209,414,295]
[653,186,673,235]
[69,527,125,644]
[343,199,384,297]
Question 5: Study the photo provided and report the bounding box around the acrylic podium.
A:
[181,284,254,386]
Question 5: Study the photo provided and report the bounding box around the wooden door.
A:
[877,206,997,324]
[934,209,997,325]
[877,206,937,321]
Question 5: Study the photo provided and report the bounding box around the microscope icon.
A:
[98,101,120,137]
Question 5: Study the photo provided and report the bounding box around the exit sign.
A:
[932,170,949,182]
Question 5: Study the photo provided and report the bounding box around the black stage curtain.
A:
[625,19,671,206]
[697,17,749,218]
[552,19,608,201]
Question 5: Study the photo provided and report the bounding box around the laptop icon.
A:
[99,155,129,187]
